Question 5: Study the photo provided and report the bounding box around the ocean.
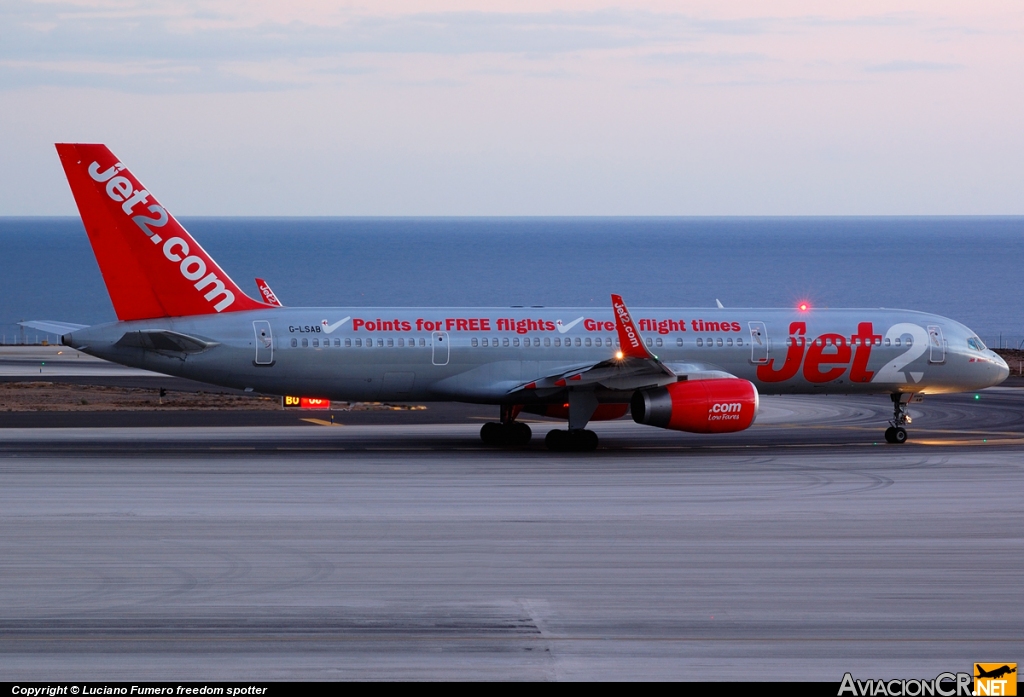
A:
[2,217,1022,347]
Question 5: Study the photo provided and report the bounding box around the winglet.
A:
[611,294,653,359]
[255,278,283,307]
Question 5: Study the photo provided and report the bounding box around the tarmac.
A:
[1,346,1022,680]
[0,391,1022,680]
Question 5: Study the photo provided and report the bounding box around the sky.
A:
[1,0,1023,215]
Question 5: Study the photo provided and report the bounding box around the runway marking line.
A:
[17,635,1022,644]
[301,418,344,427]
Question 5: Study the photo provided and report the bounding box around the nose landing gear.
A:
[884,393,913,444]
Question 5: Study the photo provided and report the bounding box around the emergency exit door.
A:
[927,325,945,364]
[253,320,274,365]
[432,331,449,366]
[748,321,769,364]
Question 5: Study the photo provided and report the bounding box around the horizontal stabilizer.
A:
[115,329,217,353]
[19,320,89,335]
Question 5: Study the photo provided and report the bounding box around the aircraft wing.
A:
[506,294,736,398]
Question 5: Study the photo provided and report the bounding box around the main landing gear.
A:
[480,404,532,447]
[884,393,912,444]
[544,429,599,452]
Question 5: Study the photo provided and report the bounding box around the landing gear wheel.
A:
[545,429,598,452]
[480,421,532,447]
[886,394,913,444]
[481,422,503,446]
[508,422,532,447]
[545,429,567,450]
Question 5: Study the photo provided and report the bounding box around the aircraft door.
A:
[432,331,450,366]
[748,321,769,364]
[253,320,274,365]
[928,325,945,364]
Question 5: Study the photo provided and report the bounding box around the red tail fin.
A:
[56,144,268,320]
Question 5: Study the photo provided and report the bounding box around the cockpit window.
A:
[967,336,987,351]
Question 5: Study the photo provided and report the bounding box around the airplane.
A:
[41,143,1010,451]
[975,665,1016,680]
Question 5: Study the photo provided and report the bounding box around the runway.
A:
[1,391,1023,680]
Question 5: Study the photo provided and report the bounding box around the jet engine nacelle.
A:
[631,378,759,434]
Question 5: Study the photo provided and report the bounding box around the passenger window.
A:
[397,338,404,347]
[534,337,541,347]
[334,339,340,347]
[554,338,560,347]
[513,338,520,347]
[697,338,703,347]
[726,338,733,347]
[884,339,891,347]
[302,338,308,348]
[575,338,582,347]
[786,338,793,346]
[481,338,487,347]
[645,338,653,347]
[503,338,510,347]
[596,338,602,347]
[377,339,384,347]
[905,338,912,347]
[894,338,901,347]
[345,339,351,347]
[472,338,478,347]
[716,338,723,347]
[585,338,592,347]
[544,337,551,347]
[354,338,361,347]
[609,337,615,347]
[384,338,391,347]
[291,338,297,347]
[736,338,742,346]
[676,338,683,347]
[706,337,712,346]
[656,338,663,347]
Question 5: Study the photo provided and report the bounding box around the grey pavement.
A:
[0,394,1022,680]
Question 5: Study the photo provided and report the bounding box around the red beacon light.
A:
[798,302,810,312]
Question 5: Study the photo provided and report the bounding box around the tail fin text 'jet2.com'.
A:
[46,144,1009,451]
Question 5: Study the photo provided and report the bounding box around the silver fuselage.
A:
[65,306,1009,404]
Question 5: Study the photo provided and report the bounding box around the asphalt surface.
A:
[1,390,1022,680]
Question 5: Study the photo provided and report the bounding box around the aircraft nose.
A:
[992,352,1010,385]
